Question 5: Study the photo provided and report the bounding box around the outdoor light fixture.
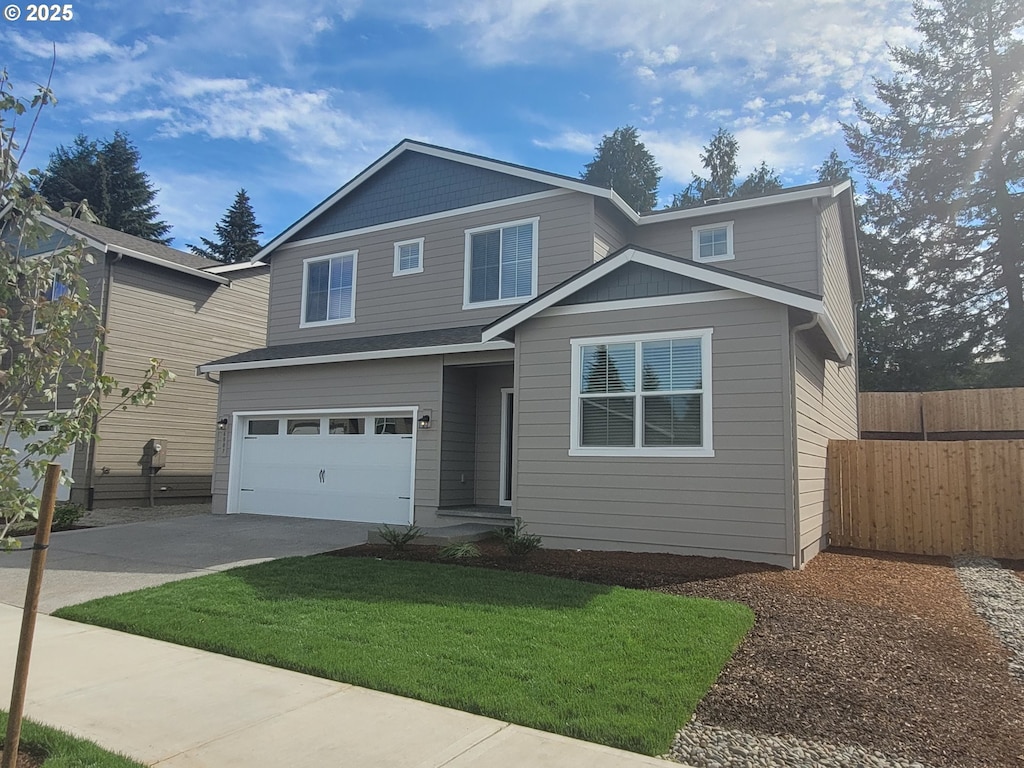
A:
[216,417,228,430]
[418,412,431,429]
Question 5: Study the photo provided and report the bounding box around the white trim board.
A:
[198,339,515,374]
[540,290,745,318]
[482,247,824,341]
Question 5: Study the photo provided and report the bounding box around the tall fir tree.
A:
[816,149,852,185]
[581,126,661,213]
[188,189,263,263]
[844,0,1024,379]
[39,131,171,244]
[672,128,781,207]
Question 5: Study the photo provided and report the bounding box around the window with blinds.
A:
[393,238,423,275]
[464,218,538,306]
[302,251,356,325]
[571,329,713,456]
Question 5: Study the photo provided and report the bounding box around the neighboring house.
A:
[200,140,861,568]
[10,213,269,508]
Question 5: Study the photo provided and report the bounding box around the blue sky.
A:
[1,0,918,249]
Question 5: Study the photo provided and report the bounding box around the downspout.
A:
[83,250,120,509]
[789,315,820,566]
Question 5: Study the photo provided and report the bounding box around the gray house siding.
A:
[291,152,554,242]
[633,201,821,295]
[559,261,719,305]
[594,199,630,262]
[267,191,596,347]
[212,355,442,519]
[439,366,476,507]
[513,297,795,567]
[89,260,269,507]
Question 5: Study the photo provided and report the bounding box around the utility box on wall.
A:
[141,438,168,472]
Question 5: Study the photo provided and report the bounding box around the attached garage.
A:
[6,417,75,502]
[230,409,416,524]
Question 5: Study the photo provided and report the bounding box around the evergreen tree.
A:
[581,126,661,213]
[188,189,263,263]
[671,128,781,207]
[39,131,171,244]
[844,0,1024,377]
[816,149,852,184]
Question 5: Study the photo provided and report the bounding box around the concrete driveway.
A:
[0,513,375,613]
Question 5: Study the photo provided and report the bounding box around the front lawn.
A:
[54,556,752,755]
[0,712,145,767]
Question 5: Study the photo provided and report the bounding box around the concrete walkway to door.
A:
[0,512,376,613]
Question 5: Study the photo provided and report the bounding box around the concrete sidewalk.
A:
[0,605,678,767]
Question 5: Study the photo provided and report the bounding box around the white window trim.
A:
[569,328,714,458]
[462,216,539,310]
[30,273,70,335]
[691,221,735,263]
[393,237,424,276]
[299,250,358,328]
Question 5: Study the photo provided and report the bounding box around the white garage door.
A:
[234,412,415,524]
[5,419,75,502]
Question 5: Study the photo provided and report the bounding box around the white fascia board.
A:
[482,248,824,341]
[277,190,570,253]
[817,309,852,361]
[204,260,269,274]
[199,339,514,374]
[112,245,230,285]
[638,184,840,225]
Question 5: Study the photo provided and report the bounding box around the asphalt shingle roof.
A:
[52,215,221,270]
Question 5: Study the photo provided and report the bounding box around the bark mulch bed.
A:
[332,542,1024,768]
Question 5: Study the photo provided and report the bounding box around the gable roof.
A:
[480,245,851,362]
[36,213,230,285]
[251,139,640,262]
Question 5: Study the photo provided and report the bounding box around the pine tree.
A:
[581,126,661,213]
[736,160,783,197]
[816,149,852,184]
[671,128,782,207]
[188,189,263,263]
[39,131,171,244]
[844,0,1024,377]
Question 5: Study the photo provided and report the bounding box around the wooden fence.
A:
[860,388,1024,436]
[828,439,1024,558]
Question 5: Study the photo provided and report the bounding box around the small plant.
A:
[439,542,481,560]
[52,502,85,530]
[375,524,425,552]
[496,519,542,557]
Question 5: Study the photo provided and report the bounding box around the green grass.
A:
[54,556,753,755]
[0,712,146,766]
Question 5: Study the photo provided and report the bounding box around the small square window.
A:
[692,221,734,263]
[329,418,365,434]
[374,417,413,435]
[248,419,280,436]
[393,238,424,276]
[287,419,321,435]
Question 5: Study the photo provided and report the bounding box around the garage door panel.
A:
[7,424,75,502]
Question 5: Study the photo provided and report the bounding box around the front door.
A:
[499,389,514,507]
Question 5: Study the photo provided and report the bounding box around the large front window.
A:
[464,218,538,308]
[570,329,713,457]
[302,252,356,326]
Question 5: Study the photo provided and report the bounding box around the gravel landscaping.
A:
[342,542,1024,767]
[953,555,1024,679]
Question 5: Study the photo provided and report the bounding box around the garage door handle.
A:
[318,468,326,483]
[240,488,254,492]
[399,496,410,500]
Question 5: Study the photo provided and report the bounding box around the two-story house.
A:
[200,140,861,568]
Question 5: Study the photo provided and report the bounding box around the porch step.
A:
[436,506,515,526]
[367,522,498,546]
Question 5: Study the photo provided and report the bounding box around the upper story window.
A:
[31,274,71,334]
[569,329,713,457]
[393,238,424,276]
[301,251,356,327]
[692,221,734,263]
[463,217,539,309]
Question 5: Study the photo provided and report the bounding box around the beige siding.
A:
[92,261,269,506]
[514,297,794,567]
[212,356,442,517]
[267,192,596,346]
[473,364,514,505]
[634,201,821,295]
[820,199,857,354]
[593,199,630,262]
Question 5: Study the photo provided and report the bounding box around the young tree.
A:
[844,0,1024,377]
[1,73,173,547]
[188,188,263,263]
[38,130,171,244]
[581,126,661,213]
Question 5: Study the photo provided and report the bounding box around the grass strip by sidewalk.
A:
[0,712,145,767]
[55,556,753,755]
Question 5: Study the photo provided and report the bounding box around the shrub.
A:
[438,542,481,560]
[496,519,542,557]
[52,502,85,530]
[375,524,425,552]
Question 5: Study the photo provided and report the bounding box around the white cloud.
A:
[532,130,599,154]
[2,31,147,62]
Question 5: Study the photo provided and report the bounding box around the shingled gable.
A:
[250,139,641,261]
[481,245,851,362]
